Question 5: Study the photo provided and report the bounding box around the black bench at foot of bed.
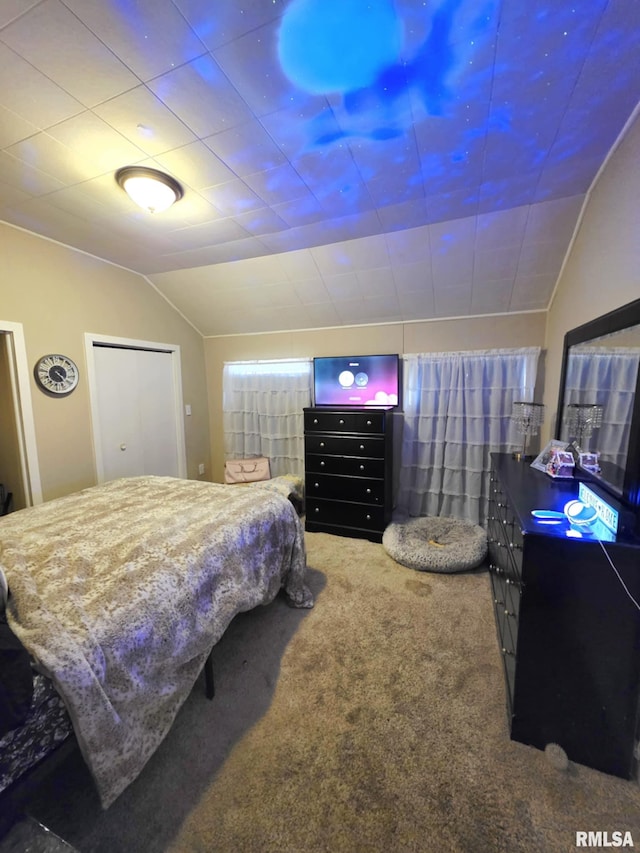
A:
[0,672,73,838]
[0,656,214,838]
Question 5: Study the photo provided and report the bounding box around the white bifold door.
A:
[91,344,184,482]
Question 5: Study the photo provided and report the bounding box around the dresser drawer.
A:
[488,509,522,582]
[304,409,386,434]
[305,433,386,458]
[305,454,385,478]
[306,498,385,531]
[306,473,385,504]
[490,571,517,711]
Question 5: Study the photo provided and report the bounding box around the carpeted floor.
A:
[20,531,640,852]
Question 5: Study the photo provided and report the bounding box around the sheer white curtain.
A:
[560,346,639,470]
[397,347,541,525]
[223,360,312,478]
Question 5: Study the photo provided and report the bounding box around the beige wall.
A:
[204,311,546,481]
[543,109,640,442]
[1,223,211,501]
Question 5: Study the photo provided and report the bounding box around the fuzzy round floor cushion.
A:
[383,516,488,573]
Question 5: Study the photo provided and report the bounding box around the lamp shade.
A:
[115,167,183,213]
[565,403,603,447]
[511,401,545,461]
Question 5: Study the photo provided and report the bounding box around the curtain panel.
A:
[223,360,312,478]
[559,347,639,471]
[396,347,541,525]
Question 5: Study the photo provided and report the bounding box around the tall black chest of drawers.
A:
[304,406,394,542]
[488,452,640,779]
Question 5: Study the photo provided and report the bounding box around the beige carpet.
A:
[24,531,640,852]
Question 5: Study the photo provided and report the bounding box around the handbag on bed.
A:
[224,457,271,484]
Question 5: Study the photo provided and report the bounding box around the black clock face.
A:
[34,354,79,396]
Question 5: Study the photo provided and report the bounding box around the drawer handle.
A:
[339,419,345,424]
[314,482,319,488]
[504,609,516,618]
[501,648,515,657]
[366,488,371,494]
[360,444,365,450]
[494,598,504,606]
[319,441,325,447]
[313,418,318,424]
[366,420,372,425]
[314,507,320,513]
[359,464,365,471]
[320,461,325,467]
[366,514,371,520]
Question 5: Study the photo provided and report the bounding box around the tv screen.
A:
[313,354,400,408]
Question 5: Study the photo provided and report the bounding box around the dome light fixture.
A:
[115,166,183,213]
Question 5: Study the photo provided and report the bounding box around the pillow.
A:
[0,575,34,737]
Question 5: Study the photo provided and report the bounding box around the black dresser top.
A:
[491,453,640,545]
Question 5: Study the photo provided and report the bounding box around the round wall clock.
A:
[34,354,79,397]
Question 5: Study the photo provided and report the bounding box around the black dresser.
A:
[303,406,394,542]
[488,452,640,779]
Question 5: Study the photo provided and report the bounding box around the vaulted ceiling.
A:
[1,0,638,336]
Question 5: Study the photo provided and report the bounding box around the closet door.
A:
[92,345,180,481]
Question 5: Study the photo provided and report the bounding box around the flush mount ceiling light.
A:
[115,166,183,213]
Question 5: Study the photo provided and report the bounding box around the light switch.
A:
[185,404,192,416]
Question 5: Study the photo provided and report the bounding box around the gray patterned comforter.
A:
[0,476,313,807]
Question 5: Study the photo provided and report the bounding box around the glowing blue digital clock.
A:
[578,482,619,535]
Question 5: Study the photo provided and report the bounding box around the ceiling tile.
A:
[61,0,207,81]
[46,112,148,174]
[0,42,84,128]
[232,206,289,237]
[471,278,514,314]
[392,261,433,295]
[93,86,198,156]
[276,249,319,281]
[0,1,40,27]
[0,104,39,149]
[323,272,361,302]
[292,277,332,305]
[473,247,520,282]
[174,0,284,52]
[203,121,287,176]
[7,131,104,186]
[1,0,139,106]
[212,19,304,117]
[200,179,264,216]
[154,140,235,191]
[148,55,253,139]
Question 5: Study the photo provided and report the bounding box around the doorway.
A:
[0,321,43,508]
[85,333,187,483]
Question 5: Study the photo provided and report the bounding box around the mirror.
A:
[556,297,640,509]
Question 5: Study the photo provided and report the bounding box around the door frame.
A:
[84,332,188,483]
[0,320,43,506]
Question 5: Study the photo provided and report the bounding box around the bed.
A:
[0,475,313,811]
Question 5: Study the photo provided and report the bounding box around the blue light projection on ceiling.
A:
[278,0,403,95]
[278,0,500,148]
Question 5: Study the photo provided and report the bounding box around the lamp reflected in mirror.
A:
[511,401,545,461]
[565,402,603,450]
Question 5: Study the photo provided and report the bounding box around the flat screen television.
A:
[313,354,400,408]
